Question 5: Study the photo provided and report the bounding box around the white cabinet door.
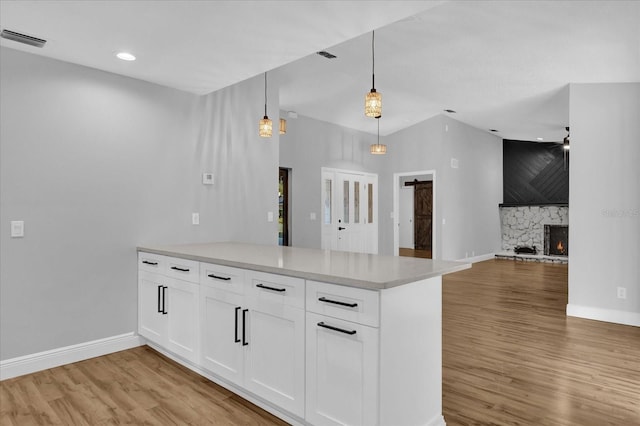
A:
[138,270,167,346]
[165,277,199,362]
[243,301,305,418]
[200,286,244,384]
[306,312,379,426]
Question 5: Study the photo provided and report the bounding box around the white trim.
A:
[566,304,640,327]
[427,413,447,426]
[393,170,437,259]
[456,253,496,264]
[0,332,144,380]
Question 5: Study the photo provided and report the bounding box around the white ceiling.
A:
[1,1,639,142]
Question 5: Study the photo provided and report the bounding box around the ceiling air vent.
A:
[1,29,47,48]
[317,51,337,59]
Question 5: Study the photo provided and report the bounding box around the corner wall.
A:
[0,47,279,360]
[568,82,640,326]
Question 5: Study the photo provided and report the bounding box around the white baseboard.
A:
[456,253,496,264]
[0,332,144,381]
[566,304,640,327]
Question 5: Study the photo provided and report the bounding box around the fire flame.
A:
[557,241,565,253]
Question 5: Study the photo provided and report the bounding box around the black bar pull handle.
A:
[317,322,357,335]
[208,274,231,281]
[242,309,249,346]
[318,297,358,308]
[171,266,189,272]
[338,227,346,231]
[234,307,241,343]
[256,283,286,293]
[157,285,163,313]
[143,260,158,266]
[162,286,168,314]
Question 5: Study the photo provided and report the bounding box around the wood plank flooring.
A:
[2,259,638,425]
[443,259,640,425]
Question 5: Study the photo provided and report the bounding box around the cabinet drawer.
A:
[138,252,165,273]
[165,257,200,283]
[306,281,379,327]
[246,271,304,309]
[200,263,245,294]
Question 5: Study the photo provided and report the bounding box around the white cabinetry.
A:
[199,265,305,418]
[305,281,380,426]
[138,253,199,363]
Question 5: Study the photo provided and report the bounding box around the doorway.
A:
[278,168,290,246]
[393,171,436,259]
[400,180,433,259]
[321,168,378,254]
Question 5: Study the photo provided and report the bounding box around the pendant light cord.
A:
[377,116,380,144]
[371,30,376,89]
[264,72,268,117]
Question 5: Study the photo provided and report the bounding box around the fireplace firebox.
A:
[544,225,568,256]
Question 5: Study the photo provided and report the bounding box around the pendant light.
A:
[370,116,387,154]
[279,118,287,135]
[563,126,570,170]
[563,127,570,150]
[259,72,273,138]
[364,30,382,118]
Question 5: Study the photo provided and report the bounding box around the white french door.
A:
[321,168,378,254]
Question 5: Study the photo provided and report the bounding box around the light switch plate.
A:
[202,173,214,185]
[310,212,316,220]
[11,220,24,238]
[192,213,200,225]
[267,212,274,222]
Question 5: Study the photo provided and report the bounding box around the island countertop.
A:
[137,242,470,290]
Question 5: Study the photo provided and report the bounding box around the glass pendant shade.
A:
[370,143,387,154]
[365,89,382,118]
[259,116,273,138]
[279,118,287,135]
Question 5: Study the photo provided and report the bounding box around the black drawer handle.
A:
[208,274,231,281]
[171,266,190,272]
[256,283,286,293]
[143,260,158,266]
[318,297,358,308]
[242,309,249,346]
[234,307,241,343]
[317,322,356,335]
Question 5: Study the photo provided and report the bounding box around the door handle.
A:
[157,285,162,313]
[338,227,346,231]
[161,286,168,315]
[234,307,241,343]
[242,309,249,346]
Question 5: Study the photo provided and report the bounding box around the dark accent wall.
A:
[503,140,569,205]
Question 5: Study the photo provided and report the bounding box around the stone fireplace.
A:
[498,204,568,262]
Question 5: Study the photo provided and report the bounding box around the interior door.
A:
[414,182,433,251]
[321,169,378,254]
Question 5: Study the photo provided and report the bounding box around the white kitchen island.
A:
[137,242,470,426]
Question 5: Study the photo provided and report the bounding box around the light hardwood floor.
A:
[1,259,638,425]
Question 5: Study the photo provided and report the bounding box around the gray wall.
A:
[280,113,503,259]
[0,47,279,360]
[568,83,640,324]
[279,114,379,249]
[380,115,503,259]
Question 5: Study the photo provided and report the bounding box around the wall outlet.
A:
[451,158,459,169]
[11,220,24,238]
[192,213,200,225]
[267,211,274,222]
[310,212,316,221]
[617,287,627,299]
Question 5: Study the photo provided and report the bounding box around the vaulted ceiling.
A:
[2,1,638,141]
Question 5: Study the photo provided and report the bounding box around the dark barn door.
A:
[414,181,433,251]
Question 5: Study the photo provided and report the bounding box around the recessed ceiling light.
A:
[116,52,136,61]
[444,109,456,113]
[537,137,544,141]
